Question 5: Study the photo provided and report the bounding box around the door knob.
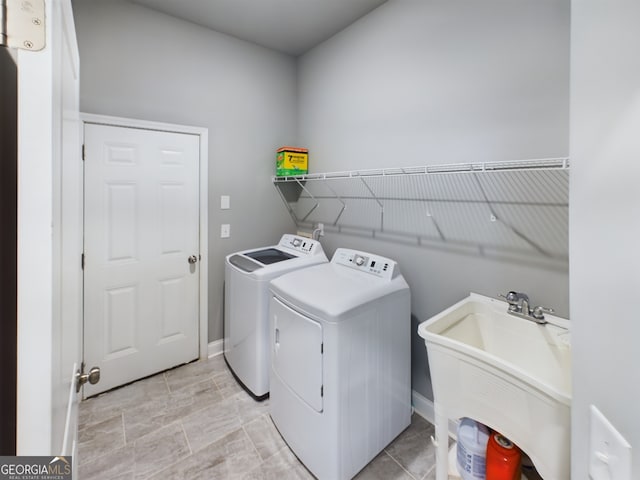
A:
[188,255,198,264]
[76,365,100,393]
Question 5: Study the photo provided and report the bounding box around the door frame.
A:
[16,0,81,456]
[80,113,209,366]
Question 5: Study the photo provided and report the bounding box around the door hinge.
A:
[82,144,85,161]
[321,385,324,397]
[1,0,46,51]
[320,343,323,354]
[81,253,85,270]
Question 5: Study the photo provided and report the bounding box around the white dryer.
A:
[269,248,411,480]
[224,234,327,399]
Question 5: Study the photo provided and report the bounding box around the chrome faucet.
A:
[498,291,553,324]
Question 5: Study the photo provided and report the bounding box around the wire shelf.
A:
[273,158,570,262]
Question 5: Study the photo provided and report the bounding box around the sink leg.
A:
[434,404,449,480]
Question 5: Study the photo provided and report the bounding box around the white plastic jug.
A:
[456,417,490,480]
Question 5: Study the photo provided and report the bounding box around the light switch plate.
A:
[589,405,631,480]
[220,195,230,210]
[221,224,230,238]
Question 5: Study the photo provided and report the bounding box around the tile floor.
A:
[78,355,439,480]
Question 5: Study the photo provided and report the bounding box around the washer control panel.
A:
[279,234,320,255]
[332,248,398,280]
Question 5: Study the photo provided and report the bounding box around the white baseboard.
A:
[208,339,223,358]
[412,389,435,424]
[411,389,458,438]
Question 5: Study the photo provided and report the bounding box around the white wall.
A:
[72,0,297,341]
[297,0,570,400]
[298,0,569,171]
[570,1,640,476]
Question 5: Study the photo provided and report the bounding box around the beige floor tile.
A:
[383,414,437,480]
[241,446,314,480]
[243,414,288,461]
[79,421,191,480]
[181,394,244,452]
[207,353,227,370]
[123,378,222,442]
[79,374,169,426]
[233,390,271,425]
[78,445,135,480]
[164,357,222,393]
[131,421,191,479]
[213,367,246,398]
[354,451,416,480]
[148,428,262,480]
[79,356,438,480]
[78,414,125,465]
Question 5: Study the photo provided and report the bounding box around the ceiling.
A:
[131,0,389,56]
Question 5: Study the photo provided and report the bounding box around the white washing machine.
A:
[268,248,411,480]
[224,234,327,399]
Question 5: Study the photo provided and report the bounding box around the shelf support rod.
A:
[472,173,551,257]
[323,181,347,226]
[295,178,320,223]
[360,177,384,232]
[274,182,301,227]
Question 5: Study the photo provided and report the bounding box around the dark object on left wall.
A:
[0,46,18,456]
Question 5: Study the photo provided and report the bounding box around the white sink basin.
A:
[418,293,571,480]
[421,293,571,404]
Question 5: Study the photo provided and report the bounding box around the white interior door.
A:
[16,0,82,458]
[83,123,200,396]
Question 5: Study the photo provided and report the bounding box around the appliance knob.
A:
[354,255,366,266]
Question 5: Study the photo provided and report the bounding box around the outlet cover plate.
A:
[589,405,631,480]
[221,224,230,238]
[220,195,230,210]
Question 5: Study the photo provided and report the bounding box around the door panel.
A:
[104,285,138,359]
[84,124,200,396]
[106,183,137,261]
[160,184,188,253]
[160,277,187,340]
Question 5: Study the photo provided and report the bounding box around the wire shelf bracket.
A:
[273,158,570,263]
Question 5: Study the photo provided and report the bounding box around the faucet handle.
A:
[532,305,554,320]
[498,291,519,304]
[498,291,520,311]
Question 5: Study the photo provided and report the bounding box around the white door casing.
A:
[83,118,208,396]
[16,0,81,458]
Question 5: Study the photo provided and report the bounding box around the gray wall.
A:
[72,0,297,342]
[570,0,640,476]
[71,1,640,476]
[297,0,570,400]
[73,0,573,406]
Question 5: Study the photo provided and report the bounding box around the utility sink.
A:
[418,293,571,480]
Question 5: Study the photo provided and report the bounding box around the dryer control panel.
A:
[332,248,399,280]
[279,234,321,255]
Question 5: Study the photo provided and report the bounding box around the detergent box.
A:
[276,146,308,176]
